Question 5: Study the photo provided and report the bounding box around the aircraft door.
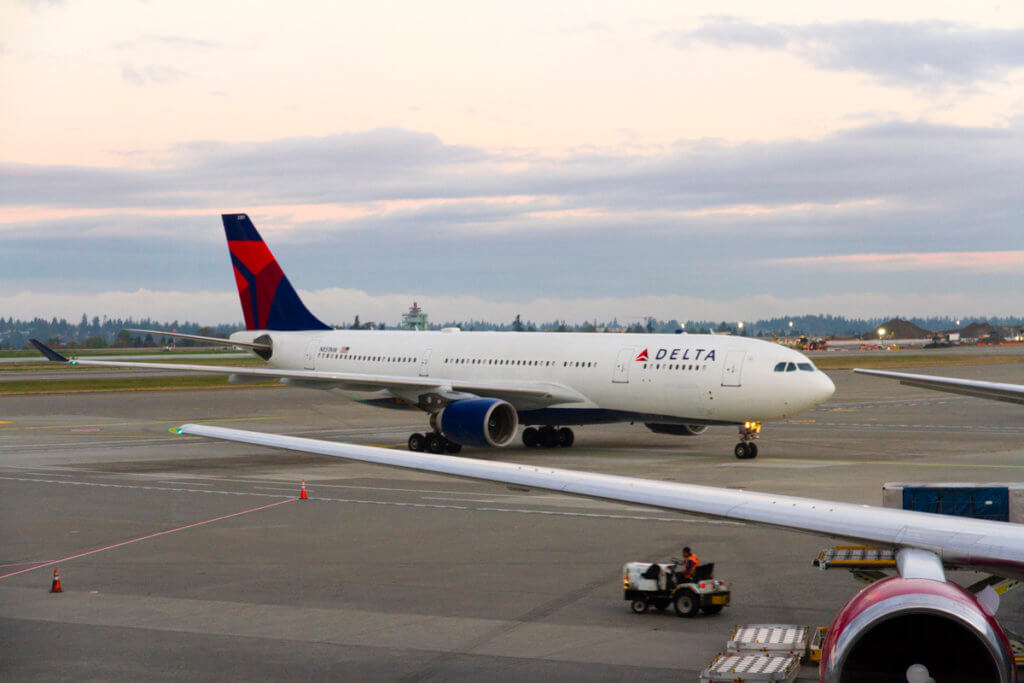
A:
[613,347,636,383]
[721,350,744,387]
[304,339,320,370]
[419,348,432,376]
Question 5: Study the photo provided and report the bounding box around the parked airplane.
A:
[30,213,834,459]
[855,368,1024,405]
[178,421,1022,682]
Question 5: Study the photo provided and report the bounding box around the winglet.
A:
[29,339,69,363]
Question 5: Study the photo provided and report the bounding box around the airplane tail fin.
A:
[222,214,330,331]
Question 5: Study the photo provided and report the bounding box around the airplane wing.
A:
[853,368,1024,405]
[28,339,585,408]
[177,422,1024,579]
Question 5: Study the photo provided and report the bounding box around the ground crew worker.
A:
[679,546,700,582]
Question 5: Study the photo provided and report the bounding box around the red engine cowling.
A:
[819,576,1015,682]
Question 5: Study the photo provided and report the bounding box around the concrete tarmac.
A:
[3,363,1024,680]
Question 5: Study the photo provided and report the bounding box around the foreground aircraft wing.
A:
[854,368,1024,405]
[27,339,584,406]
[178,423,1024,579]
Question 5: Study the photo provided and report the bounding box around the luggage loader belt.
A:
[814,545,896,570]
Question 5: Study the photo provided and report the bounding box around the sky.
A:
[2,1,1024,326]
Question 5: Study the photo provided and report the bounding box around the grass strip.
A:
[0,357,269,373]
[0,376,280,396]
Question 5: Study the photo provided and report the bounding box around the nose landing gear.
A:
[734,422,761,459]
[522,426,575,449]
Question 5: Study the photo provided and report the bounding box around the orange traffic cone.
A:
[299,480,307,500]
[50,568,63,593]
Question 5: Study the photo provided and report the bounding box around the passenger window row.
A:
[642,363,706,371]
[318,353,415,363]
[444,358,597,368]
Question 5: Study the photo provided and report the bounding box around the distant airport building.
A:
[401,301,428,330]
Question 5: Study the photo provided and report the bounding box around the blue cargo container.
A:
[883,483,1023,523]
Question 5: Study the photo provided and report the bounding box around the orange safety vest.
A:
[682,552,700,577]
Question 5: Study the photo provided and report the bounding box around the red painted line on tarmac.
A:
[0,560,53,570]
[0,497,296,580]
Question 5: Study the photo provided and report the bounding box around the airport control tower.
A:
[401,301,428,330]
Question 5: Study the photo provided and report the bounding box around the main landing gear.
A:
[408,432,462,454]
[734,421,761,459]
[522,426,575,449]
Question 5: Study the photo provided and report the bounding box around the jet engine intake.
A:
[436,398,518,448]
[820,576,1014,682]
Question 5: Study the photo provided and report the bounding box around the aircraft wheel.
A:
[522,427,539,448]
[674,589,700,618]
[630,598,648,614]
[733,443,749,459]
[445,439,462,454]
[426,433,445,454]
[408,433,426,452]
[556,427,575,448]
[747,443,758,459]
[539,426,558,448]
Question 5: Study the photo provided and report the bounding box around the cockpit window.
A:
[798,363,814,371]
[786,362,797,372]
[773,362,786,372]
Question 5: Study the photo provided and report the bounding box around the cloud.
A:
[121,65,193,86]
[112,34,229,52]
[3,122,1022,217]
[3,122,1024,309]
[671,17,1024,88]
[777,251,1024,272]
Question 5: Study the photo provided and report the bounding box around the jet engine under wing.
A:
[854,368,1024,405]
[27,339,584,408]
[177,423,1024,579]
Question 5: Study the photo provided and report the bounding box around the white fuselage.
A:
[231,329,834,426]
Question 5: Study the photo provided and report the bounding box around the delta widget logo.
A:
[635,347,716,362]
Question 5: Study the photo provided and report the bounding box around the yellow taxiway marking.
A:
[787,419,816,423]
[0,421,10,424]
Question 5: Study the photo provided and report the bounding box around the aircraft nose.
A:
[816,372,835,403]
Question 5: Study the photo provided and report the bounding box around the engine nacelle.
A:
[644,423,708,436]
[435,398,518,448]
[820,576,1015,682]
[251,334,273,360]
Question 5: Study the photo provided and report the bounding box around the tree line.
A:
[4,312,1024,349]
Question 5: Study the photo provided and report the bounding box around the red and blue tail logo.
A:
[222,214,330,331]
